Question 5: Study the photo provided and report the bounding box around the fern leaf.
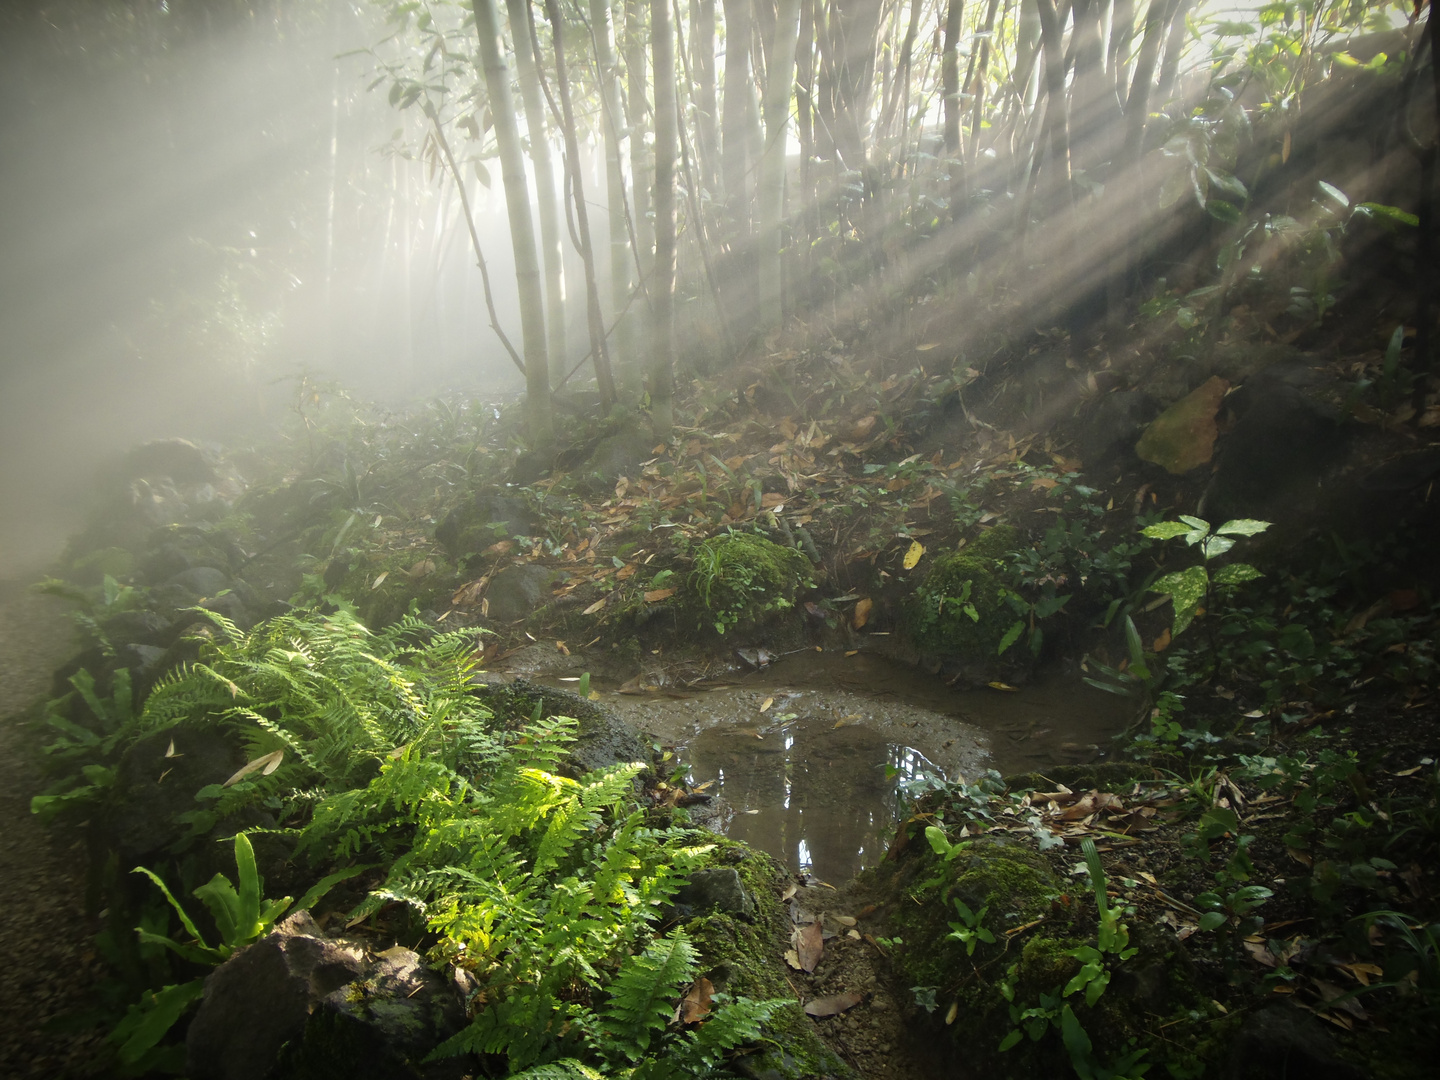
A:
[599,932,698,1061]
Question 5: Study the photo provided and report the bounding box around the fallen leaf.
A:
[795,921,824,972]
[853,597,873,629]
[902,540,925,569]
[760,697,774,713]
[915,342,940,351]
[780,883,798,902]
[644,587,676,602]
[583,598,607,616]
[988,681,1018,692]
[945,1000,959,1025]
[1153,627,1171,653]
[164,739,179,759]
[224,749,284,787]
[784,949,803,970]
[556,640,570,655]
[371,571,389,590]
[804,991,862,1017]
[674,976,714,1024]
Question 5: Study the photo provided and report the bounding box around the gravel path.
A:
[0,579,107,1078]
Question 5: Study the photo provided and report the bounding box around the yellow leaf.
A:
[583,598,607,615]
[371,571,389,590]
[1153,627,1172,653]
[853,597,873,629]
[915,342,940,351]
[987,681,1018,692]
[760,697,774,712]
[902,540,925,569]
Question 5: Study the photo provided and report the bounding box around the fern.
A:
[596,933,700,1062]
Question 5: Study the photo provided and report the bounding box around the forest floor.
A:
[5,271,1440,1078]
[0,580,107,1080]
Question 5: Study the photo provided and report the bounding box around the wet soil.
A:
[0,580,107,1079]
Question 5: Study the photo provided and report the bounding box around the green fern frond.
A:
[598,932,699,1061]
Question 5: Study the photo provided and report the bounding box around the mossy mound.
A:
[682,841,854,1079]
[684,531,814,637]
[905,524,1021,666]
[872,830,1205,1077]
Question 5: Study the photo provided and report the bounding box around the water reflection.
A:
[683,715,944,881]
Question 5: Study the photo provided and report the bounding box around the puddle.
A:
[569,650,1133,881]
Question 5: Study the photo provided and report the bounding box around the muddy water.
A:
[582,650,1132,882]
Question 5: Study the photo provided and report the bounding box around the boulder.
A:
[186,912,366,1080]
[469,677,648,779]
[107,722,245,860]
[434,493,540,560]
[483,564,560,623]
[674,867,757,919]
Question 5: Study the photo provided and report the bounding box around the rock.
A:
[1075,390,1149,470]
[186,912,366,1080]
[1202,362,1347,522]
[99,610,172,647]
[168,566,232,598]
[468,678,648,778]
[581,429,655,490]
[141,542,195,583]
[483,564,560,623]
[1223,1002,1366,1080]
[275,946,470,1080]
[434,493,540,560]
[674,868,757,919]
[107,723,245,860]
[118,438,215,484]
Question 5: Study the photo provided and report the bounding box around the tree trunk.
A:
[590,0,638,394]
[692,0,720,198]
[624,0,654,282]
[471,0,552,447]
[721,0,757,228]
[650,0,678,437]
[504,0,568,381]
[542,0,617,411]
[1033,0,1072,216]
[942,0,965,216]
[758,0,802,330]
[1154,0,1191,108]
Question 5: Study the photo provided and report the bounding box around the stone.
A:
[108,723,245,860]
[1223,1002,1366,1080]
[99,610,172,647]
[275,947,470,1080]
[483,564,560,623]
[434,493,540,560]
[470,678,649,779]
[674,867,757,919]
[186,912,366,1080]
[1075,390,1150,470]
[1202,363,1347,522]
[118,437,216,484]
[141,543,195,584]
[167,566,232,598]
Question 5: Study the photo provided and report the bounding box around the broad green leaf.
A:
[132,867,209,948]
[1201,535,1236,559]
[294,863,374,914]
[1207,199,1242,223]
[924,825,952,856]
[997,620,1024,656]
[1212,563,1263,586]
[998,1028,1024,1052]
[194,873,242,948]
[234,834,263,941]
[1151,566,1208,635]
[1356,202,1418,227]
[1141,521,1193,541]
[1198,911,1228,932]
[114,980,206,1064]
[1214,518,1270,537]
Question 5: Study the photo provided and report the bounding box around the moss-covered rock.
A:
[682,841,854,1079]
[685,531,814,637]
[905,524,1021,674]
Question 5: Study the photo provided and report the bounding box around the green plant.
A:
[112,833,363,1073]
[685,530,812,635]
[1141,516,1270,637]
[945,897,996,956]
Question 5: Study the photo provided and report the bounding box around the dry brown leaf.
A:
[644,587,676,603]
[803,991,863,1017]
[796,921,824,972]
[583,598,607,616]
[760,697,774,713]
[674,977,714,1024]
[853,597,873,629]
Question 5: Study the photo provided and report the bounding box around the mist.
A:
[0,2,540,574]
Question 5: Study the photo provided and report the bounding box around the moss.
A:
[905,529,1020,661]
[682,841,854,1079]
[684,531,814,637]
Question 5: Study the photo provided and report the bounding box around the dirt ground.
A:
[0,579,107,1079]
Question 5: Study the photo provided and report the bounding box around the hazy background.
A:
[0,1,575,575]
